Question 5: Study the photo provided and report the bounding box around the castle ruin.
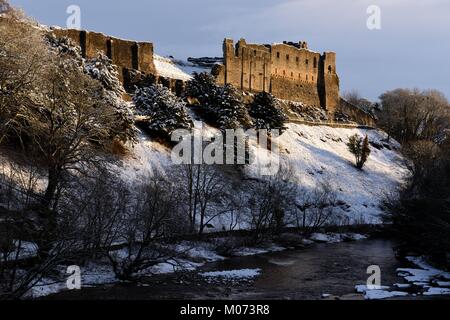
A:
[50,28,156,81]
[47,26,374,126]
[212,39,340,114]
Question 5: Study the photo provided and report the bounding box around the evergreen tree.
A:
[347,134,371,169]
[186,72,250,130]
[134,84,193,138]
[248,92,288,133]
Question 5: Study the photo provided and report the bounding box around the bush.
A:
[134,84,193,138]
[347,134,371,169]
[248,92,287,132]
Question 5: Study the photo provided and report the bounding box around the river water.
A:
[202,238,402,299]
[48,239,404,300]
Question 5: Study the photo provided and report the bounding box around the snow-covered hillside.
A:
[154,54,211,81]
[118,122,410,226]
[272,124,409,224]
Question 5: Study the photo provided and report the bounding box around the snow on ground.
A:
[396,256,450,293]
[355,285,408,300]
[199,268,261,280]
[231,244,286,257]
[114,130,172,182]
[309,233,368,243]
[0,241,38,262]
[364,290,409,300]
[172,241,226,262]
[423,287,450,296]
[145,259,205,275]
[154,55,193,81]
[31,263,117,298]
[397,256,450,283]
[246,123,410,225]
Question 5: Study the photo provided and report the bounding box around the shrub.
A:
[347,134,371,169]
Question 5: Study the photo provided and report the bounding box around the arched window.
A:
[328,65,332,74]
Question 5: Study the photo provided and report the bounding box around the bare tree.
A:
[294,182,339,234]
[245,164,298,241]
[378,88,450,143]
[173,164,229,235]
[105,174,184,280]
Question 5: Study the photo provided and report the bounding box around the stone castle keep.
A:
[213,39,340,114]
[48,26,374,126]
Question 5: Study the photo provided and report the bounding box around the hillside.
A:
[115,121,409,228]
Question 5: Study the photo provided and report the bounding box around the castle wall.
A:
[50,28,156,79]
[217,38,341,114]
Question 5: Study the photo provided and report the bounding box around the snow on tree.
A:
[186,72,250,130]
[85,54,125,98]
[84,54,137,143]
[248,92,288,133]
[46,35,137,143]
[134,84,193,137]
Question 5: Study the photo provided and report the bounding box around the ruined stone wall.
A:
[50,28,156,81]
[338,98,376,127]
[215,38,340,114]
[220,39,271,93]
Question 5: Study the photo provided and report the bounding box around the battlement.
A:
[214,38,340,113]
[50,27,156,81]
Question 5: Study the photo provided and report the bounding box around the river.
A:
[49,238,406,300]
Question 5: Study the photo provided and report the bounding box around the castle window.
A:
[254,50,257,56]
[277,52,280,58]
[305,59,309,65]
[328,65,332,74]
[275,68,278,74]
[283,70,286,76]
[306,75,308,81]
[291,72,294,77]
[298,73,301,79]
[313,57,317,68]
[296,57,299,63]
[312,76,314,81]
[286,54,289,61]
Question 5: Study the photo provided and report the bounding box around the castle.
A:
[213,39,340,114]
[48,27,374,126]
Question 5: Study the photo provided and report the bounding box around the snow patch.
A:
[199,268,261,280]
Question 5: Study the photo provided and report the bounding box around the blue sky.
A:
[9,0,450,101]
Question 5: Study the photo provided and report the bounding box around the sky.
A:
[9,0,450,101]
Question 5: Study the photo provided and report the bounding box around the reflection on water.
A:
[202,239,401,299]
